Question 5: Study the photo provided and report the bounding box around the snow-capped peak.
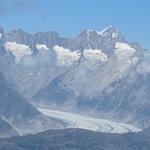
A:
[96,25,113,35]
[97,25,119,38]
[83,26,123,41]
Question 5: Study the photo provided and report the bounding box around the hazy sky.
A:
[0,0,149,49]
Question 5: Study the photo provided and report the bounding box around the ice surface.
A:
[38,108,141,134]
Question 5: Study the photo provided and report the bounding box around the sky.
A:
[0,0,149,49]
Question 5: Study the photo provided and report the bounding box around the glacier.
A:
[38,107,141,134]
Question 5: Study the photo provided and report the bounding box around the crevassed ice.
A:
[4,41,32,62]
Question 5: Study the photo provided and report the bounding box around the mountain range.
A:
[0,25,149,134]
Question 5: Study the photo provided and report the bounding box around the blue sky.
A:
[0,0,149,49]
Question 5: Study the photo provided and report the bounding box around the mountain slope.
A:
[0,26,127,98]
[0,118,19,138]
[0,71,65,137]
[0,128,149,150]
[34,53,149,128]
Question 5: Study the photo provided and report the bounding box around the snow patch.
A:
[112,31,118,38]
[86,30,93,33]
[84,49,108,63]
[97,27,110,36]
[53,45,80,66]
[96,25,117,38]
[86,26,118,39]
[4,42,32,62]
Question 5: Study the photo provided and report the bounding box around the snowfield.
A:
[37,108,141,134]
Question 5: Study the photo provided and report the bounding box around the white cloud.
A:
[115,42,136,62]
[4,41,32,62]
[53,45,80,66]
[84,49,108,63]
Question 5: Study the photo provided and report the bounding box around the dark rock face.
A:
[0,128,149,150]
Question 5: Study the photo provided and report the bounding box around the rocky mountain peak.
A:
[99,25,126,42]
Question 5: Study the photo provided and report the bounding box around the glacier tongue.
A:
[38,107,141,134]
